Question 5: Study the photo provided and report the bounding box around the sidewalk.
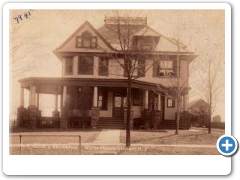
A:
[92,129,121,145]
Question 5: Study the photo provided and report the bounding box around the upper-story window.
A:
[124,59,145,77]
[98,57,109,76]
[78,56,94,75]
[159,60,174,76]
[76,31,97,48]
[153,59,176,77]
[65,57,73,75]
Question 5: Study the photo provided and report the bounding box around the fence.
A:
[10,134,82,155]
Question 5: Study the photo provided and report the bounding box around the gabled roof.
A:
[189,98,209,108]
[55,21,115,52]
[97,23,190,52]
[54,18,196,57]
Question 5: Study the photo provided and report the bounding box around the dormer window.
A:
[138,38,154,51]
[76,31,97,48]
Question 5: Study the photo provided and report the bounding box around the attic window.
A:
[76,31,97,48]
[139,38,154,51]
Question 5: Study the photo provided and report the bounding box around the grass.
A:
[9,127,224,155]
[120,128,224,145]
[10,130,101,144]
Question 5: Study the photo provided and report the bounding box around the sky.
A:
[9,9,225,120]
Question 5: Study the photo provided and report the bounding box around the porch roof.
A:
[19,77,166,94]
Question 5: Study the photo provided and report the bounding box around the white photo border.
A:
[3,2,231,175]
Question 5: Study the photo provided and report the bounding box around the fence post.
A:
[79,135,81,155]
[19,135,22,155]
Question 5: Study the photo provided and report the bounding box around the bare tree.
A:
[97,15,156,147]
[199,55,222,134]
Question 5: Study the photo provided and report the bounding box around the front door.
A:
[113,96,127,118]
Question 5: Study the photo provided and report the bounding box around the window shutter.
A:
[173,59,178,78]
[152,61,158,77]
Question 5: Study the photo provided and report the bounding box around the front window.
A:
[167,98,175,108]
[98,57,109,76]
[65,57,73,75]
[98,89,108,110]
[78,56,93,75]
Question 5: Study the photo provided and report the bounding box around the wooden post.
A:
[93,87,98,107]
[79,135,81,155]
[144,90,148,109]
[19,135,22,155]
[157,94,161,111]
[62,86,67,107]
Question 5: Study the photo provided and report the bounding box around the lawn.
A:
[10,129,101,155]
[120,128,224,145]
[9,128,224,155]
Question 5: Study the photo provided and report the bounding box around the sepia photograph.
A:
[9,8,225,156]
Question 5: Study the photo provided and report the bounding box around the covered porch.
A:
[17,77,190,129]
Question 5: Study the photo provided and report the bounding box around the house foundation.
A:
[60,106,68,128]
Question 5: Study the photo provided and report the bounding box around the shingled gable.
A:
[53,21,115,55]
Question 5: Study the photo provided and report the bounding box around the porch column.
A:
[91,86,99,129]
[20,87,24,107]
[29,85,36,106]
[93,86,98,107]
[143,90,150,129]
[183,93,189,111]
[35,93,39,108]
[144,90,149,109]
[157,94,161,111]
[62,86,67,107]
[55,94,58,111]
[53,94,60,117]
[28,85,37,128]
[60,86,68,128]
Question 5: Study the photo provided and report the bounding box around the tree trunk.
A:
[175,44,180,135]
[126,77,132,147]
[208,92,212,134]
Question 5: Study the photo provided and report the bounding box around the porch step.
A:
[98,118,125,130]
[158,120,176,130]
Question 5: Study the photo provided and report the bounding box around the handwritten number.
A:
[24,13,29,18]
[18,15,22,20]
[14,17,19,23]
[14,9,34,24]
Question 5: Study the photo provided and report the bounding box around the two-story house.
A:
[17,17,197,129]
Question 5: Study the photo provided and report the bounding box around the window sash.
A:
[167,98,175,108]
[124,59,145,77]
[78,56,94,75]
[75,34,98,48]
[98,90,108,110]
[65,57,73,74]
[98,57,109,76]
[153,60,176,77]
